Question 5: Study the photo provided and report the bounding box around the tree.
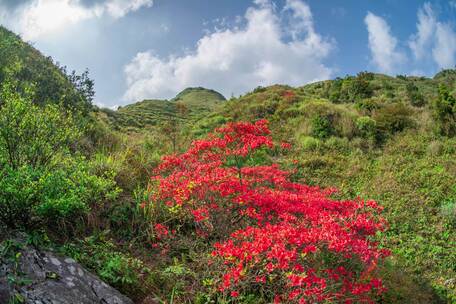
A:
[0,80,80,169]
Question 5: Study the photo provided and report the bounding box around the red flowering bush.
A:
[146,120,389,303]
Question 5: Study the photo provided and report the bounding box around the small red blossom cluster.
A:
[148,120,389,303]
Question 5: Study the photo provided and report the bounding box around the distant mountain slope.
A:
[171,87,226,111]
[99,87,226,131]
[0,26,92,112]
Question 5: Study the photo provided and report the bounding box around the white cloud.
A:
[364,12,406,73]
[409,3,456,70]
[103,0,153,18]
[0,0,153,40]
[123,0,334,102]
[409,3,436,61]
[433,22,456,68]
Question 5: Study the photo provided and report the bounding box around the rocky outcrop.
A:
[0,238,133,304]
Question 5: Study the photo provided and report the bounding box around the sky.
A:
[1,0,456,108]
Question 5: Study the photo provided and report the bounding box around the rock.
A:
[0,238,133,304]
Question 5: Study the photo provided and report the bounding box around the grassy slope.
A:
[188,73,455,302]
[105,72,455,302]
[98,87,226,132]
[0,26,89,112]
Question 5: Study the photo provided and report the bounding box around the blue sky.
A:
[1,0,456,108]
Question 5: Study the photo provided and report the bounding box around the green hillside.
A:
[90,72,455,302]
[171,86,226,110]
[187,72,456,303]
[98,87,226,132]
[0,26,93,112]
[1,24,455,304]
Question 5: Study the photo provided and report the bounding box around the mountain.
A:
[98,87,226,132]
[171,87,226,110]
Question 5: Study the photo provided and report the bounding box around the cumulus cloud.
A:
[409,3,436,61]
[409,3,456,69]
[0,0,153,40]
[365,2,456,74]
[433,23,456,68]
[364,12,406,73]
[123,0,334,102]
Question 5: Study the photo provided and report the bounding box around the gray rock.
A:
[0,241,133,304]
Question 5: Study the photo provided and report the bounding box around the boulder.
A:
[0,238,133,304]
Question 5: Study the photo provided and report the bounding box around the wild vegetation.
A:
[0,25,455,303]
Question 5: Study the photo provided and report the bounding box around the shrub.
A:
[299,136,320,151]
[406,82,425,107]
[432,84,456,137]
[0,80,119,230]
[356,116,377,140]
[146,120,389,303]
[310,115,333,139]
[0,165,40,227]
[325,136,350,152]
[0,159,120,230]
[355,98,381,114]
[0,81,80,169]
[300,102,357,139]
[372,103,414,136]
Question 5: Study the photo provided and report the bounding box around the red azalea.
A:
[148,120,389,303]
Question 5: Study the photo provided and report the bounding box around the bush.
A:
[373,103,414,136]
[310,115,333,139]
[0,165,41,227]
[356,116,377,140]
[355,98,381,114]
[299,136,320,151]
[0,81,80,169]
[299,102,357,139]
[146,120,389,303]
[0,159,120,230]
[325,136,350,152]
[432,84,456,137]
[0,80,119,230]
[406,82,425,107]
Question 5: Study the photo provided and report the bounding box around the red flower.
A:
[148,120,388,303]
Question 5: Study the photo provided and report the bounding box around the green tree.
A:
[0,81,80,169]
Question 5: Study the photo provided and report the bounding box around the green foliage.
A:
[356,116,377,140]
[373,103,414,136]
[0,80,119,230]
[432,84,456,137]
[310,115,333,139]
[0,26,93,113]
[406,82,425,107]
[0,81,80,169]
[0,158,119,230]
[327,73,373,103]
